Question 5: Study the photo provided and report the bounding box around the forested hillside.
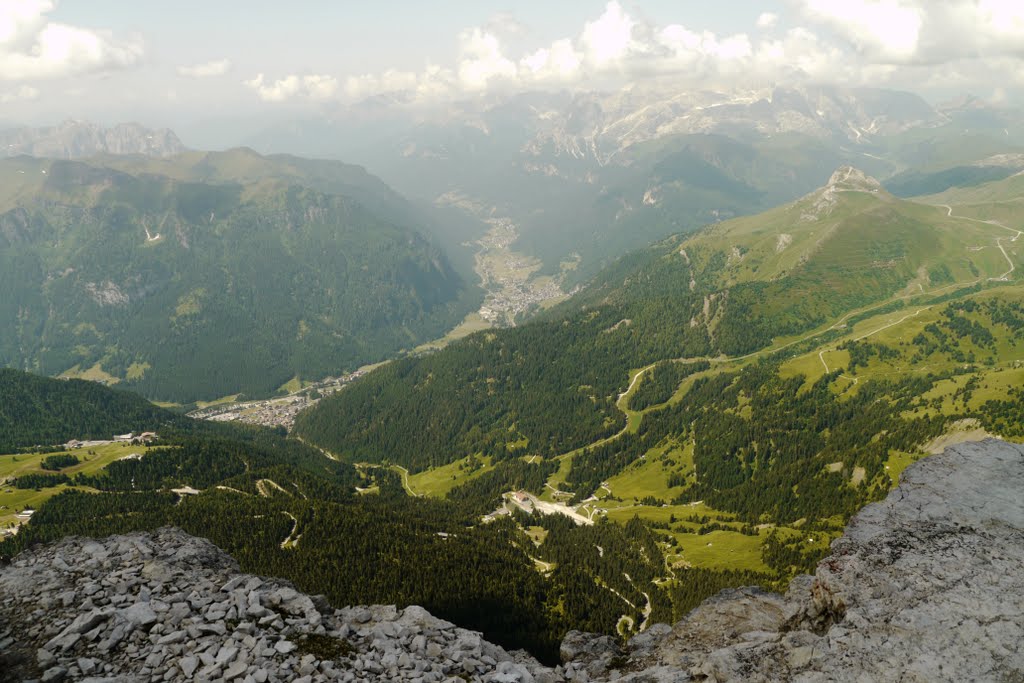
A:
[296,168,1011,468]
[0,152,477,402]
[0,368,187,451]
[0,395,722,662]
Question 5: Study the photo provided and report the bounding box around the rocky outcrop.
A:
[0,121,186,159]
[1,439,1021,682]
[0,527,560,683]
[577,438,1024,682]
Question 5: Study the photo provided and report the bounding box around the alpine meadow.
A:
[1,3,1024,683]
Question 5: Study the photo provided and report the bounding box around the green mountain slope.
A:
[0,153,477,402]
[8,166,1024,664]
[296,167,1013,468]
[0,368,188,451]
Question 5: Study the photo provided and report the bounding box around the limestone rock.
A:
[0,527,562,682]
[574,439,1024,682]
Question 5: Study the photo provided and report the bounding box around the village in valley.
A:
[473,219,572,326]
[186,369,370,430]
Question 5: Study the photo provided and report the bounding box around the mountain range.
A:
[243,86,1024,281]
[0,149,477,402]
[0,84,1023,675]
[295,165,1016,467]
[0,153,1022,668]
[0,121,187,160]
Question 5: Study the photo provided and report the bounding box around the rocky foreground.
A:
[1,439,1022,682]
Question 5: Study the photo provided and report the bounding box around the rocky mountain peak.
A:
[799,166,884,220]
[825,166,882,192]
[0,121,187,160]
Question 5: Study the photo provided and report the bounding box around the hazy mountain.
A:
[0,121,187,159]
[242,86,955,279]
[0,151,477,402]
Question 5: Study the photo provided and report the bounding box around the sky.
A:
[1,0,1023,131]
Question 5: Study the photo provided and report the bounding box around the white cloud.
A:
[581,1,636,67]
[0,0,142,81]
[332,1,774,103]
[755,27,849,81]
[799,0,923,61]
[794,0,1024,65]
[0,83,38,102]
[521,39,583,82]
[658,26,754,65]
[483,12,526,38]
[457,28,517,90]
[258,0,1024,105]
[245,73,338,102]
[177,59,231,78]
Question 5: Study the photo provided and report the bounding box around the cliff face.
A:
[0,121,186,159]
[1,439,1021,683]
[567,438,1024,682]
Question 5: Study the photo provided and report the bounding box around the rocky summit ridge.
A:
[1,439,1022,682]
[0,121,186,159]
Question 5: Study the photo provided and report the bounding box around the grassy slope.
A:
[380,173,1024,573]
[0,442,155,529]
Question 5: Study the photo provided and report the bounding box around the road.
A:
[617,364,657,404]
[256,478,290,498]
[280,511,301,549]
[994,237,1016,281]
[941,203,1020,281]
[393,465,423,498]
[295,436,339,461]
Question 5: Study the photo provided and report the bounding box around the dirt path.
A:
[256,479,290,498]
[941,204,1019,281]
[618,364,656,405]
[639,591,652,631]
[530,556,554,572]
[852,307,932,342]
[214,485,251,496]
[280,511,301,549]
[295,436,339,462]
[393,465,423,498]
[994,237,1016,281]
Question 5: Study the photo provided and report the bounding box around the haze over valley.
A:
[1,3,1024,682]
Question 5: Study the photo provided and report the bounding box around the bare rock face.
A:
[0,121,186,159]
[824,166,882,193]
[0,527,561,682]
[578,439,1024,682]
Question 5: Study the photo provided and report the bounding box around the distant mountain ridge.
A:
[0,121,187,160]
[243,86,1024,282]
